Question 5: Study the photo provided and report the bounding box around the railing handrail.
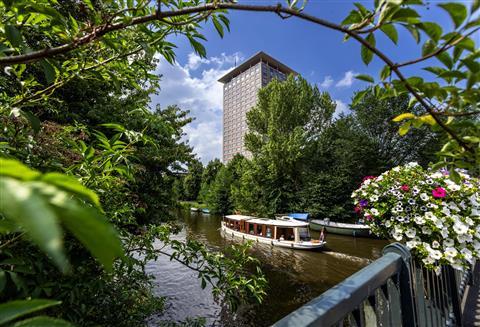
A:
[272,250,404,327]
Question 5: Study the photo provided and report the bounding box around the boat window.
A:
[266,227,272,238]
[256,224,263,236]
[299,227,311,241]
[276,227,294,241]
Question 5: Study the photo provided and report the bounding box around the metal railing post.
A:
[383,243,417,327]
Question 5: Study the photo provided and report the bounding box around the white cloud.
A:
[334,99,349,118]
[150,52,242,163]
[335,70,357,88]
[320,75,333,88]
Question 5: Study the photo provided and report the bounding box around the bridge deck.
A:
[462,261,480,326]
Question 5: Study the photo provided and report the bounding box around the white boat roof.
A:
[225,215,308,227]
[311,219,370,229]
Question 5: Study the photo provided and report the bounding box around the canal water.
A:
[147,210,388,326]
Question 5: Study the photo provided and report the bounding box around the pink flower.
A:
[362,176,376,182]
[401,185,410,192]
[354,206,362,213]
[365,215,373,221]
[432,187,446,198]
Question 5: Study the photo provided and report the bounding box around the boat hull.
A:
[221,225,325,250]
[310,220,373,238]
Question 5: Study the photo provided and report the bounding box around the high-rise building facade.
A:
[218,52,297,163]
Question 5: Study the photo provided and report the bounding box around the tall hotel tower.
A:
[218,52,297,163]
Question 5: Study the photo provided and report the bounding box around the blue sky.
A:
[150,0,468,163]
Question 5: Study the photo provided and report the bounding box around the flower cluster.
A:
[352,162,480,271]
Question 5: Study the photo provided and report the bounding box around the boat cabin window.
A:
[298,227,311,241]
[266,227,272,238]
[276,227,294,241]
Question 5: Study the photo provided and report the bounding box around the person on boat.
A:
[319,227,326,242]
[279,235,285,241]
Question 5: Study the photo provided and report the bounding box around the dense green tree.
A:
[206,166,233,214]
[198,158,223,202]
[183,159,204,201]
[243,76,336,216]
[298,92,442,221]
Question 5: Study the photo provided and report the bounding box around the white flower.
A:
[431,172,443,179]
[408,199,416,205]
[445,247,458,263]
[370,195,379,202]
[412,187,420,195]
[414,215,425,225]
[423,256,435,265]
[453,221,469,235]
[432,241,440,249]
[469,194,479,207]
[422,226,432,235]
[406,162,419,168]
[370,208,379,216]
[460,248,473,263]
[447,183,461,191]
[420,193,429,201]
[385,220,392,228]
[442,207,451,216]
[430,249,442,260]
[465,217,474,226]
[393,166,401,172]
[444,239,455,247]
[441,228,449,238]
[425,212,437,221]
[471,208,480,217]
[406,228,416,238]
[392,231,403,241]
[448,202,461,212]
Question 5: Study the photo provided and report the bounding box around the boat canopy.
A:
[288,213,309,221]
[225,215,308,227]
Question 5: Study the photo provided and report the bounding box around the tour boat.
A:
[221,215,326,250]
[310,218,373,238]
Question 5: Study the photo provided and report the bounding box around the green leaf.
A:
[12,316,74,327]
[398,121,411,136]
[418,22,443,42]
[41,173,100,208]
[361,33,375,65]
[436,51,453,69]
[391,8,420,22]
[0,299,61,325]
[55,203,123,272]
[380,24,398,44]
[0,270,6,292]
[393,113,416,122]
[212,17,224,38]
[5,25,23,48]
[418,114,437,126]
[0,178,67,271]
[355,74,374,83]
[352,89,369,106]
[188,38,206,58]
[83,0,94,11]
[21,110,41,134]
[380,65,391,80]
[422,39,437,56]
[438,3,467,28]
[39,60,56,84]
[0,158,40,181]
[402,24,420,43]
[342,10,363,25]
[472,0,480,13]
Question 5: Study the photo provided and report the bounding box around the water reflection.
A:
[147,210,388,326]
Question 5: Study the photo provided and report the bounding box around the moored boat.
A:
[310,219,373,238]
[190,207,199,212]
[221,215,325,250]
[201,208,210,214]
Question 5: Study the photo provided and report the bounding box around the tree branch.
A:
[0,2,474,152]
[394,27,480,68]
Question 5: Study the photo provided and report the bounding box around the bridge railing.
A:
[273,243,471,327]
